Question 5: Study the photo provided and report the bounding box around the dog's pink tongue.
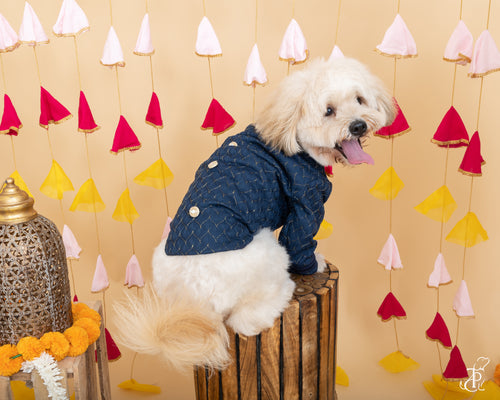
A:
[341,140,374,165]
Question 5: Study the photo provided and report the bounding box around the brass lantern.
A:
[0,177,72,345]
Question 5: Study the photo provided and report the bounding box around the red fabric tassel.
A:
[78,91,100,133]
[201,98,235,135]
[443,346,469,380]
[377,292,407,322]
[458,131,485,176]
[425,312,452,348]
[374,98,410,138]
[39,86,72,128]
[95,328,122,362]
[145,91,163,129]
[431,106,469,148]
[110,115,141,154]
[0,94,22,135]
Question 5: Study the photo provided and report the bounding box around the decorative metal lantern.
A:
[0,177,72,345]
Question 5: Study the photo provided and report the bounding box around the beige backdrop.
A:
[1,0,499,399]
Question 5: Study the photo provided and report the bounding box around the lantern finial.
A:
[0,177,37,224]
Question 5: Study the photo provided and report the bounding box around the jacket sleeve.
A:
[278,200,324,275]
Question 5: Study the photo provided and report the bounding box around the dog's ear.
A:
[374,84,396,127]
[255,72,308,156]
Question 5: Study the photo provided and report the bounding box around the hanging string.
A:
[476,78,484,131]
[156,131,170,216]
[73,38,82,91]
[149,56,155,92]
[115,66,123,115]
[129,352,138,380]
[450,64,458,105]
[108,0,114,26]
[10,139,17,171]
[436,342,443,374]
[32,47,42,86]
[393,320,401,351]
[486,0,492,29]
[438,147,450,254]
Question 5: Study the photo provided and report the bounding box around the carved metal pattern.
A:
[0,215,73,345]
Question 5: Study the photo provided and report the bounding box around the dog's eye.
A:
[357,96,365,105]
[325,106,335,117]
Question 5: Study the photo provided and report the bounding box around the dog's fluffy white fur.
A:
[114,57,394,371]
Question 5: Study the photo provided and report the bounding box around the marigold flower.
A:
[74,317,100,344]
[17,336,43,361]
[64,326,89,357]
[40,332,70,361]
[0,344,23,376]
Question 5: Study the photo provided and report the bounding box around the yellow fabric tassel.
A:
[314,220,333,240]
[39,160,74,200]
[336,366,349,386]
[69,178,106,213]
[118,379,162,393]
[414,185,457,222]
[378,351,419,373]
[9,170,33,198]
[112,188,139,224]
[446,212,488,248]
[134,158,174,189]
[369,167,404,200]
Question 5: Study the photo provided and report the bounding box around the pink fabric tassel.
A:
[469,30,500,78]
[279,19,308,64]
[161,216,172,240]
[428,253,452,288]
[377,233,403,270]
[443,20,473,64]
[124,254,145,288]
[91,254,109,292]
[453,280,474,317]
[62,224,82,259]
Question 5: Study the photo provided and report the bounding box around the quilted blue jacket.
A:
[165,125,332,274]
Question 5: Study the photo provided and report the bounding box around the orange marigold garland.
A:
[64,326,89,357]
[0,344,24,376]
[0,303,100,377]
[17,337,43,361]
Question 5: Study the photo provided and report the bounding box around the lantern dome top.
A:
[0,177,37,224]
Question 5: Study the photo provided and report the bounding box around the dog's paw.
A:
[315,253,327,273]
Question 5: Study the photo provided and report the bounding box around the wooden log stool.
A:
[194,262,339,400]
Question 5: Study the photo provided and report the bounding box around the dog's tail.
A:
[113,285,230,371]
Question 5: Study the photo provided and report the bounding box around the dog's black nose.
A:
[349,120,367,136]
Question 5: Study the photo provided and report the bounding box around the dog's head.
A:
[255,57,395,166]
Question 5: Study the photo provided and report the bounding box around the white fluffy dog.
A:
[115,57,395,371]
